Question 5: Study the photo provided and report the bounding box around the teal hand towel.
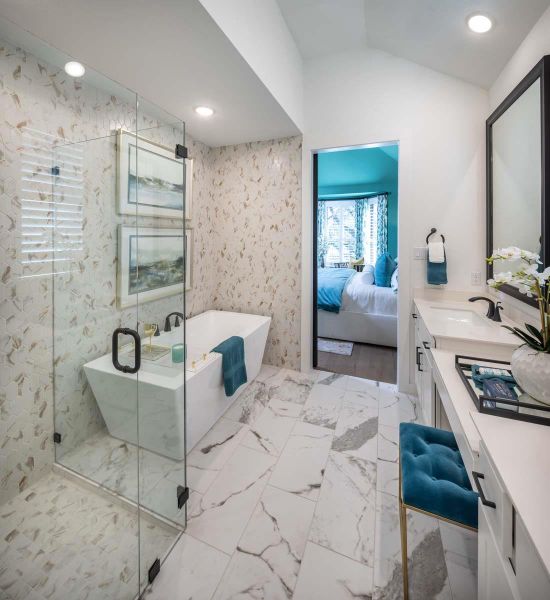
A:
[212,336,247,397]
[427,250,447,285]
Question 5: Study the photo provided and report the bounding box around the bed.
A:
[317,267,398,347]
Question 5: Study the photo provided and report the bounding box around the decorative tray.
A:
[455,354,550,427]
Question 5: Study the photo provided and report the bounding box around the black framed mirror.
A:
[486,55,550,307]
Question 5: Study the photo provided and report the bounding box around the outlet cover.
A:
[471,271,482,285]
[414,247,427,260]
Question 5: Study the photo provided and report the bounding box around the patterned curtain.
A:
[354,199,365,259]
[317,200,328,267]
[376,193,388,257]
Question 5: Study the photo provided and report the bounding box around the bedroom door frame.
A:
[311,141,399,375]
[312,152,320,367]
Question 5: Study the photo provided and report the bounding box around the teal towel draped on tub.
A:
[212,336,247,397]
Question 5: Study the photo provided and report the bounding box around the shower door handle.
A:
[112,328,141,374]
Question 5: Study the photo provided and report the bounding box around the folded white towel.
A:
[428,241,445,263]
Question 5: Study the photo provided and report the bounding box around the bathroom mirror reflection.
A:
[487,56,550,306]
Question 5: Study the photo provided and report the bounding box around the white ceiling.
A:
[0,0,300,147]
[277,0,550,88]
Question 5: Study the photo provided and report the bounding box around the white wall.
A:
[301,48,489,390]
[199,0,304,131]
[490,6,550,110]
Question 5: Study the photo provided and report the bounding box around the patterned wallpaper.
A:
[0,39,302,505]
[210,137,302,370]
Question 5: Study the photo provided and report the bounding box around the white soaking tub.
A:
[83,310,271,460]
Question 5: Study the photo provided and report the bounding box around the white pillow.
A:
[391,267,399,290]
[361,264,375,285]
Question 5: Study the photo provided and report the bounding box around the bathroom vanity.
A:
[410,297,550,599]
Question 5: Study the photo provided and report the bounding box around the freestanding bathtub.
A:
[83,310,271,460]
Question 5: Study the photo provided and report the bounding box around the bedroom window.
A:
[320,198,379,267]
[323,200,356,264]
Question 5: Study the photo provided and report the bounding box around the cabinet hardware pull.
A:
[472,471,496,508]
[416,346,423,372]
[422,341,430,349]
[412,313,418,319]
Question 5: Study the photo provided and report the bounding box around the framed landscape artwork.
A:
[117,129,193,220]
[117,226,193,308]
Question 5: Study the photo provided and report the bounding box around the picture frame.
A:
[116,129,193,220]
[117,225,193,308]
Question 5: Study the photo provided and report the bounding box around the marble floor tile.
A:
[223,381,270,426]
[269,421,333,501]
[186,445,276,554]
[144,533,230,600]
[344,388,379,410]
[185,418,249,494]
[444,549,478,600]
[373,491,452,600]
[266,370,315,406]
[301,384,345,430]
[377,458,399,497]
[255,364,282,383]
[378,386,418,428]
[241,401,298,456]
[212,485,315,600]
[293,542,374,600]
[314,370,348,390]
[310,451,377,566]
[332,401,378,462]
[439,520,478,559]
[346,375,380,397]
[378,424,399,463]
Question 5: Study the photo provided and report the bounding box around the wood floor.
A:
[317,339,397,384]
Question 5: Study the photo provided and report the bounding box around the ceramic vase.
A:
[510,344,550,406]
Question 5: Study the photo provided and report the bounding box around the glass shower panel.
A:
[50,81,143,598]
[135,98,187,591]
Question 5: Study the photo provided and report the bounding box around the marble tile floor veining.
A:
[145,365,478,600]
[1,365,477,600]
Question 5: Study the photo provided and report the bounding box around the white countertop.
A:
[414,297,519,346]
[430,348,482,454]
[472,412,550,578]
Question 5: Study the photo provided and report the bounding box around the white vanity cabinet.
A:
[412,307,435,426]
[476,440,550,600]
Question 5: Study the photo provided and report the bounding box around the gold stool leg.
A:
[399,497,409,600]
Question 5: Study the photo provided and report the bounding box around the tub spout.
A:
[164,312,184,332]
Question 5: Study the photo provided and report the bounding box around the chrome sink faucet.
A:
[468,296,503,322]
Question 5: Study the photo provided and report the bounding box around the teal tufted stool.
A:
[399,422,478,600]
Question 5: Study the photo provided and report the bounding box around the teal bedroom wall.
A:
[318,145,399,260]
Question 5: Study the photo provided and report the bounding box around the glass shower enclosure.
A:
[5,21,189,598]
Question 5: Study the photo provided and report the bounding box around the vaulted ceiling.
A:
[277,0,550,88]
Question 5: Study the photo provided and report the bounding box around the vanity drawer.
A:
[474,442,507,550]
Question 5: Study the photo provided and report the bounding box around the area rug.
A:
[318,338,354,356]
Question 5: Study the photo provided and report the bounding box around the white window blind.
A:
[20,128,84,278]
[324,200,356,265]
[321,198,379,267]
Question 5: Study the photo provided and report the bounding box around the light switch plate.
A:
[414,247,427,260]
[471,271,482,285]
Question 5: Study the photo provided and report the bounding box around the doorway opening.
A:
[313,143,399,384]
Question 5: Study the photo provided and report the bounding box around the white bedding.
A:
[341,272,397,316]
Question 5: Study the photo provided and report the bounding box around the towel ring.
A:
[426,228,445,244]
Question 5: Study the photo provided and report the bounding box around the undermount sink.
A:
[429,306,488,326]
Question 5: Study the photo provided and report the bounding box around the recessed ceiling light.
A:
[467,14,493,34]
[194,106,214,117]
[64,61,86,77]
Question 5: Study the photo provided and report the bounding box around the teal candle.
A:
[171,343,185,363]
